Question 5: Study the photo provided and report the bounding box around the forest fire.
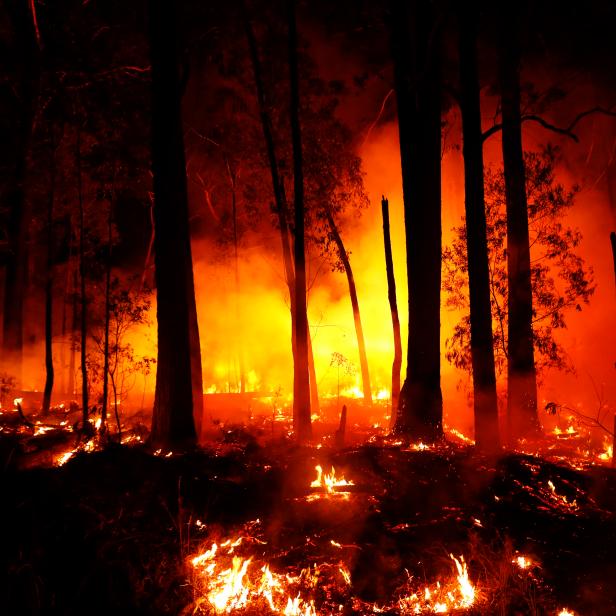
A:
[1,0,616,614]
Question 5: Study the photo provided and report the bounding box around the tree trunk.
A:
[288,0,311,442]
[324,208,372,405]
[610,231,616,289]
[68,267,78,396]
[381,197,402,429]
[499,4,540,440]
[226,160,246,394]
[307,330,320,416]
[458,4,500,450]
[148,0,202,448]
[2,0,40,387]
[101,190,113,432]
[76,128,90,434]
[42,145,56,415]
[244,7,316,430]
[390,0,443,440]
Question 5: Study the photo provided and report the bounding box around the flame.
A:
[557,610,575,616]
[394,554,476,614]
[310,465,354,494]
[190,535,333,615]
[513,555,535,570]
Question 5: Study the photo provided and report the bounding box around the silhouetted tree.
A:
[499,4,540,439]
[444,148,595,382]
[1,0,40,386]
[148,0,202,448]
[457,3,499,450]
[381,197,402,429]
[288,0,311,441]
[324,207,372,405]
[390,0,443,440]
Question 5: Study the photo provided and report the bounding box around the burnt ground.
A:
[1,431,615,615]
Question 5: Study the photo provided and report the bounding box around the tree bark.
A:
[2,0,40,387]
[288,0,311,442]
[458,4,500,450]
[148,0,202,448]
[324,208,372,405]
[499,4,541,440]
[381,197,402,429]
[42,145,56,415]
[390,0,443,440]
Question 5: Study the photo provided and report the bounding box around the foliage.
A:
[88,278,155,414]
[443,146,595,376]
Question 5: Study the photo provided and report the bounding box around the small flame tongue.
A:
[309,465,354,493]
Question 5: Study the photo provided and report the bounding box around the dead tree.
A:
[390,0,443,440]
[458,3,500,450]
[148,0,202,448]
[324,208,372,405]
[381,197,402,429]
[499,3,541,439]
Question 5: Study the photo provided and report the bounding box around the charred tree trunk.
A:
[101,191,113,432]
[381,197,402,429]
[390,0,443,440]
[458,5,500,450]
[288,0,311,441]
[148,0,202,448]
[499,5,540,440]
[325,208,372,405]
[42,146,57,415]
[245,7,316,428]
[76,128,91,435]
[2,1,40,386]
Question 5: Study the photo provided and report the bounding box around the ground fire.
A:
[1,0,615,615]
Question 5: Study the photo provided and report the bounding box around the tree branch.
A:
[482,106,616,143]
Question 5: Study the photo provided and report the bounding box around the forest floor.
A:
[1,418,616,615]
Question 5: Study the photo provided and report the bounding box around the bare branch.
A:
[483,106,616,143]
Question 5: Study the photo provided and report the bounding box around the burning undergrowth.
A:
[2,425,615,616]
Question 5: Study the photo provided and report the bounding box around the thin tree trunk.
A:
[288,0,311,441]
[42,143,56,415]
[390,0,443,440]
[458,4,500,450]
[2,0,40,387]
[76,127,90,434]
[610,231,616,289]
[148,0,201,448]
[499,4,540,440]
[381,197,402,429]
[244,8,316,427]
[101,188,113,432]
[307,332,320,416]
[324,208,372,405]
[69,267,78,396]
[226,158,246,394]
